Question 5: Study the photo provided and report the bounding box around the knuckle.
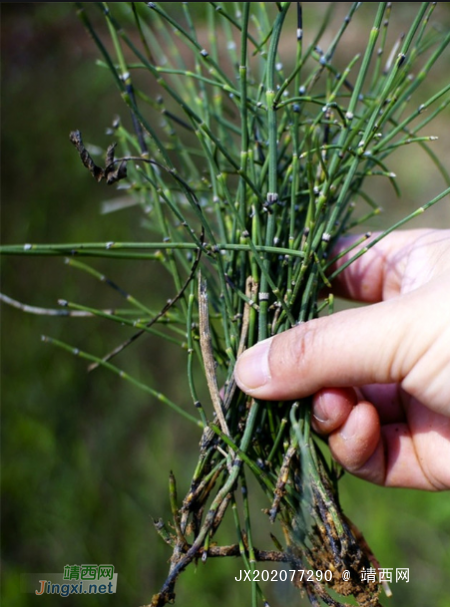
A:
[280,320,321,375]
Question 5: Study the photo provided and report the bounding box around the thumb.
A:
[234,288,433,402]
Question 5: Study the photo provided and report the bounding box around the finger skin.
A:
[327,401,383,484]
[311,388,356,434]
[234,277,450,415]
[234,297,407,395]
[234,229,450,490]
[312,389,450,489]
[329,228,450,302]
[335,421,445,490]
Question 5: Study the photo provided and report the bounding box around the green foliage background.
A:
[1,4,450,607]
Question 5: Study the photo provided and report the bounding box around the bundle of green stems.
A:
[2,3,449,606]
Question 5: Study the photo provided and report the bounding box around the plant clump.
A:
[2,3,449,606]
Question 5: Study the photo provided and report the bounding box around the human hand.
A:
[234,229,450,490]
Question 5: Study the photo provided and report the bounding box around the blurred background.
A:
[1,3,450,607]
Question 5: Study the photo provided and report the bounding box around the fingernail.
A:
[340,407,360,441]
[312,394,328,424]
[234,338,272,392]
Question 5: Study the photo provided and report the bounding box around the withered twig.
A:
[69,130,127,184]
[189,544,290,561]
[343,514,392,599]
[88,229,204,372]
[69,134,208,371]
[200,276,257,452]
[155,454,244,604]
[198,272,230,438]
[211,491,232,534]
[169,471,186,546]
[269,445,296,522]
[180,464,225,534]
[147,545,293,607]
[153,519,177,547]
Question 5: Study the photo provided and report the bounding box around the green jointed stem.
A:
[369,1,392,90]
[267,416,288,464]
[329,186,450,280]
[186,285,201,413]
[209,425,275,492]
[59,300,184,345]
[346,3,387,119]
[145,2,235,90]
[75,3,123,90]
[102,2,128,81]
[130,2,154,64]
[359,3,430,151]
[259,2,291,342]
[208,2,260,49]
[241,474,258,607]
[374,81,450,154]
[65,258,155,316]
[0,241,307,260]
[231,497,253,572]
[41,336,203,427]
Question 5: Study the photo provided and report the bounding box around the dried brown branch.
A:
[69,130,127,185]
[198,271,230,438]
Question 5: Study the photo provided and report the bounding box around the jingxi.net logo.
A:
[21,564,118,597]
